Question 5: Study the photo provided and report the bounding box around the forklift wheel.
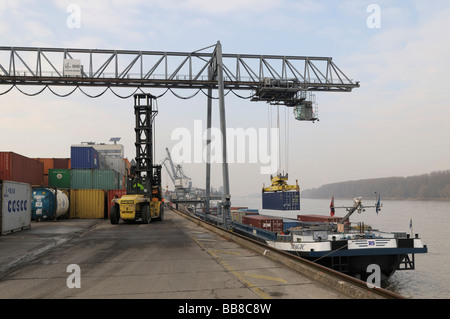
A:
[142,204,151,224]
[110,205,120,224]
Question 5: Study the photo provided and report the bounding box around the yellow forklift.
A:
[110,94,164,224]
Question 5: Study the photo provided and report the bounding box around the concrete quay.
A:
[0,207,400,299]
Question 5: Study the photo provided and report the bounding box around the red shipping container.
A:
[0,152,44,186]
[297,214,349,225]
[107,189,127,218]
[241,215,283,232]
[34,158,53,175]
[53,158,70,169]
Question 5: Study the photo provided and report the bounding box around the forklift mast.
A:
[129,94,162,199]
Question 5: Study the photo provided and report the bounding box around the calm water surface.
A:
[231,196,450,299]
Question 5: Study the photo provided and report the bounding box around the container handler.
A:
[110,94,164,224]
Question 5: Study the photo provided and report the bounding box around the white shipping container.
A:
[102,156,126,176]
[0,180,32,235]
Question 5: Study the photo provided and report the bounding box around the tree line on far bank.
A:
[301,170,450,200]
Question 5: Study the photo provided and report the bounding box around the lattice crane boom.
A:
[0,45,359,96]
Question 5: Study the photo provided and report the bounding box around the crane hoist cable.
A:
[277,104,281,175]
[285,105,289,174]
[266,103,290,176]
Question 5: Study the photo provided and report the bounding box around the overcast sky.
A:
[1,0,449,197]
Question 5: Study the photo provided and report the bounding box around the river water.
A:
[230,195,450,299]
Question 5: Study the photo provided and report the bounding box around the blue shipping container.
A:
[71,146,100,169]
[232,222,278,241]
[282,219,302,232]
[240,208,259,213]
[262,191,300,210]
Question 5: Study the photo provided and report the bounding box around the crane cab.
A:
[293,100,319,122]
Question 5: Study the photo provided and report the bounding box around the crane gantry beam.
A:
[0,45,359,97]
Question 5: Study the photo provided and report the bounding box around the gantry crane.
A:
[0,42,359,227]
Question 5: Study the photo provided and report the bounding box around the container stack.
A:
[34,158,70,187]
[67,146,127,190]
[1,152,72,224]
[46,145,129,219]
[230,208,259,224]
[2,144,129,221]
[241,215,284,233]
[232,207,291,235]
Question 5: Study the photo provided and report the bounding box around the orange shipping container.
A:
[34,158,70,175]
[124,158,131,171]
[43,175,49,187]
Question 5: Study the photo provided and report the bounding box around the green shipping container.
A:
[93,169,119,190]
[71,169,119,190]
[70,169,93,189]
[48,169,71,188]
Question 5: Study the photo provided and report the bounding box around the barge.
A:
[231,197,428,282]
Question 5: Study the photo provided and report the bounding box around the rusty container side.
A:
[1,152,44,186]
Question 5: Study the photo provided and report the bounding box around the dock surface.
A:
[0,207,382,299]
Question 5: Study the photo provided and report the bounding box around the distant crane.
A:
[161,147,191,194]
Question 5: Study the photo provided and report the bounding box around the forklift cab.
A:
[127,165,162,200]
